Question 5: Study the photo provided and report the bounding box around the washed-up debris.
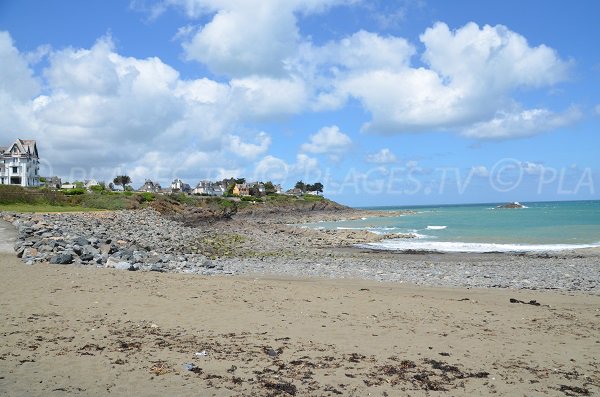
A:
[261,379,297,396]
[559,384,591,396]
[263,346,282,357]
[149,361,171,376]
[184,363,203,374]
[195,350,208,357]
[510,298,541,306]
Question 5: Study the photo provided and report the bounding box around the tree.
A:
[235,178,246,184]
[108,182,115,191]
[264,181,276,195]
[312,182,324,194]
[113,175,131,190]
[295,180,306,192]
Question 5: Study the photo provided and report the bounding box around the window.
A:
[12,166,18,173]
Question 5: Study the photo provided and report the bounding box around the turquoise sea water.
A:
[304,200,600,252]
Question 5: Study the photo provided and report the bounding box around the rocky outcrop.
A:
[496,202,525,209]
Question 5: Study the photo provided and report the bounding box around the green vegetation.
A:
[303,194,325,201]
[0,203,103,213]
[64,188,86,195]
[112,175,132,190]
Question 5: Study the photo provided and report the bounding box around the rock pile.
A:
[1,209,224,274]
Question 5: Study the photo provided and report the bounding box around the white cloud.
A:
[253,155,289,181]
[314,22,572,137]
[301,125,352,160]
[521,161,545,175]
[228,76,307,117]
[0,31,289,185]
[365,148,398,164]
[226,131,271,159]
[176,0,353,77]
[0,32,40,100]
[595,104,600,116]
[462,107,581,139]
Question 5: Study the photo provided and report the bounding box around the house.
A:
[285,188,304,196]
[171,178,191,193]
[247,182,266,196]
[232,183,250,196]
[61,183,76,190]
[193,180,225,196]
[274,184,283,194]
[0,139,40,187]
[139,179,162,193]
[44,176,62,189]
[84,179,100,189]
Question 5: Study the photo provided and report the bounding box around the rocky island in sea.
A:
[496,201,525,209]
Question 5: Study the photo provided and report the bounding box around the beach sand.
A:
[1,229,599,396]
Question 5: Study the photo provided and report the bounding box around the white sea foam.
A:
[358,240,600,253]
[426,225,447,230]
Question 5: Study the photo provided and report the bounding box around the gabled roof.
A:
[4,139,38,158]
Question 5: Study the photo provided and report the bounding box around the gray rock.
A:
[50,253,73,265]
[79,253,94,262]
[73,237,89,246]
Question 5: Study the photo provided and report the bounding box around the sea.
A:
[303,200,600,253]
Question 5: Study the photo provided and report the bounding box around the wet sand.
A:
[1,235,599,395]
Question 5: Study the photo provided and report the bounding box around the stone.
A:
[79,253,94,262]
[150,263,165,272]
[73,237,89,246]
[50,253,73,265]
[113,261,134,270]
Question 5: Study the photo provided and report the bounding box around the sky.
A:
[1,0,599,206]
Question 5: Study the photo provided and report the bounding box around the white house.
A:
[171,178,191,193]
[0,139,40,187]
[193,180,225,196]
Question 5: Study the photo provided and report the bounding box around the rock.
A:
[50,253,73,265]
[73,237,89,246]
[79,253,94,262]
[112,261,135,270]
[150,263,165,272]
[496,201,525,209]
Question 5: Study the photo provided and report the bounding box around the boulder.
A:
[73,237,89,246]
[50,253,73,265]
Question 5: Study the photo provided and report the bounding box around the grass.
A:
[0,203,105,213]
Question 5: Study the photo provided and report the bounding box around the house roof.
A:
[3,139,38,158]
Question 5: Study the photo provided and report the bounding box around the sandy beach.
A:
[1,217,599,396]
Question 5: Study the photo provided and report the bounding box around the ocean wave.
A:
[357,240,600,253]
[426,225,447,230]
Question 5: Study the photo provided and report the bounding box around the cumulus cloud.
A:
[0,32,40,100]
[312,22,573,137]
[462,107,581,139]
[365,148,398,164]
[301,125,352,160]
[0,31,286,184]
[173,0,353,77]
[226,131,271,159]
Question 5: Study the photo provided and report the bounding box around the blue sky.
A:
[1,0,599,206]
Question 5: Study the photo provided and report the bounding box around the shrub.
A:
[139,192,155,202]
[89,185,104,193]
[241,196,262,202]
[64,188,86,196]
